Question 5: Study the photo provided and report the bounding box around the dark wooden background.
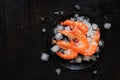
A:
[0,0,120,80]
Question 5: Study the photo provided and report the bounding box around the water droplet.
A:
[104,23,111,30]
[96,55,99,58]
[92,70,98,74]
[54,11,64,15]
[104,15,108,19]
[74,5,80,11]
[60,11,64,15]
[55,68,61,75]
[98,40,104,47]
[74,13,79,17]
[40,52,49,61]
[42,28,46,32]
[40,17,45,21]
[54,11,59,15]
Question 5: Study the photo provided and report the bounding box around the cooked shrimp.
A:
[58,30,76,39]
[53,40,78,60]
[52,18,100,60]
[80,29,100,56]
[56,49,78,60]
[61,20,88,34]
[53,40,72,50]
[53,40,78,51]
[59,28,89,53]
[73,28,89,52]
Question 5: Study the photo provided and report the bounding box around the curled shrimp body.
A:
[61,20,88,34]
[59,28,89,53]
[52,19,100,60]
[53,40,78,60]
[80,29,100,56]
[53,40,72,50]
[56,50,78,60]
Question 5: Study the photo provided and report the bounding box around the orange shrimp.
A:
[61,20,88,34]
[59,28,89,53]
[53,40,78,60]
[53,19,100,60]
[58,30,76,39]
[56,49,78,60]
[80,29,100,56]
[53,40,72,50]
